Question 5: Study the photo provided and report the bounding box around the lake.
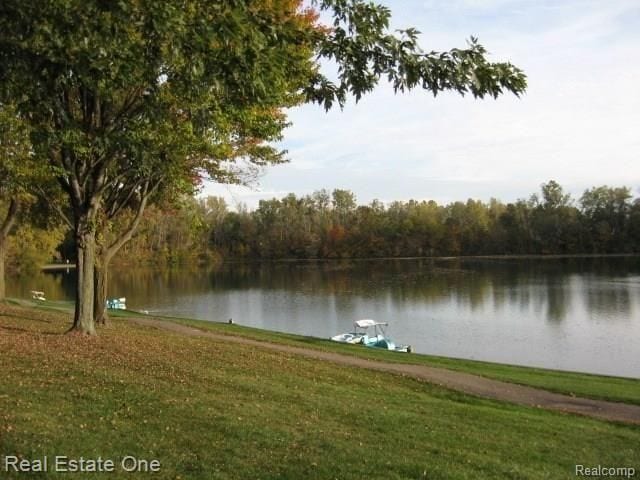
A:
[7,256,640,378]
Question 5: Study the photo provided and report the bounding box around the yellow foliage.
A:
[6,223,66,273]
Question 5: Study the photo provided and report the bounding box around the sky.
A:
[203,0,640,210]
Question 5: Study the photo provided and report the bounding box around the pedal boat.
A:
[331,319,411,353]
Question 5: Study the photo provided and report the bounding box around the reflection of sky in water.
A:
[8,258,640,378]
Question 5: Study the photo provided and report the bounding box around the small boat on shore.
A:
[106,297,127,310]
[31,290,46,301]
[331,319,411,353]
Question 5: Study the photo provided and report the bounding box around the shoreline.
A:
[110,306,640,402]
[219,252,640,264]
[3,300,640,413]
[41,263,76,271]
[41,253,640,270]
[11,298,640,383]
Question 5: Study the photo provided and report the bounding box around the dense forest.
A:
[4,180,639,269]
[107,180,640,263]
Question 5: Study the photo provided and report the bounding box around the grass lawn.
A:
[163,315,640,407]
[19,299,640,406]
[1,303,639,479]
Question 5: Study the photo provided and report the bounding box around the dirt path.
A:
[129,317,640,426]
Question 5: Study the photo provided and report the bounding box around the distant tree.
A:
[498,200,533,254]
[444,201,467,255]
[311,189,333,253]
[580,186,633,252]
[629,199,640,249]
[541,180,572,210]
[414,200,446,256]
[202,196,229,252]
[332,189,357,226]
[312,190,332,212]
[486,198,508,253]
[352,200,388,257]
[531,181,579,253]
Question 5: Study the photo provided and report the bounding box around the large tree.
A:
[0,0,526,334]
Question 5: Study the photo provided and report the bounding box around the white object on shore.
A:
[331,319,411,353]
[106,297,127,310]
[31,291,46,301]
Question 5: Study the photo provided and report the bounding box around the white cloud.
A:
[202,0,640,209]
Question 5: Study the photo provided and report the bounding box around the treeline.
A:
[2,196,66,273]
[114,180,640,262]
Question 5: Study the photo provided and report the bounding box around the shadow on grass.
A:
[0,311,54,323]
[0,325,63,336]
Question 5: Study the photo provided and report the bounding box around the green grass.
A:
[12,298,640,406]
[159,315,640,407]
[14,298,640,406]
[1,304,639,479]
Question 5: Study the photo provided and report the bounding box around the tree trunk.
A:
[0,199,19,302]
[0,240,6,301]
[70,230,97,335]
[92,186,151,325]
[94,256,110,326]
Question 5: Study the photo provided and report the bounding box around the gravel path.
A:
[130,317,640,426]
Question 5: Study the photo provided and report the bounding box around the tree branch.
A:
[33,185,73,229]
[0,198,20,240]
[105,177,145,219]
[105,180,152,263]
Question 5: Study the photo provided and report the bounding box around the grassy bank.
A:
[1,304,639,479]
[156,315,640,407]
[13,297,640,405]
[11,298,640,405]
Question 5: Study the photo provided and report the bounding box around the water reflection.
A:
[7,256,640,377]
[6,269,75,301]
[586,279,633,321]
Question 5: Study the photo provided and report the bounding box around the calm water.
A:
[8,257,640,378]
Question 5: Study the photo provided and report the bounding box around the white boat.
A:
[331,319,412,353]
[31,290,46,301]
[106,297,127,310]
